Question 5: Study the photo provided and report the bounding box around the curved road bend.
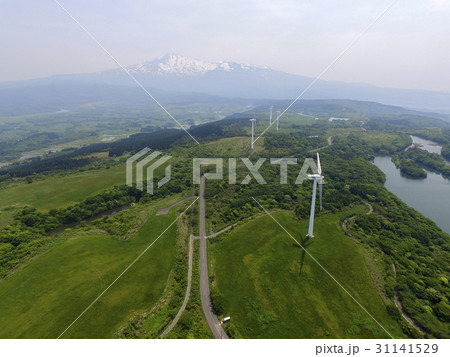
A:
[392,263,426,335]
[199,175,229,339]
[160,195,198,337]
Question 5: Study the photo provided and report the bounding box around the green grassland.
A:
[170,136,265,159]
[360,132,412,154]
[0,199,189,338]
[0,164,125,212]
[208,209,405,339]
[204,136,263,156]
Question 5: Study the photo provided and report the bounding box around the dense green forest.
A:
[442,144,450,160]
[393,148,450,179]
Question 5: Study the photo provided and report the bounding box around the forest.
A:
[393,148,450,179]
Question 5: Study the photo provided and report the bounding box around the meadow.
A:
[0,107,447,339]
[0,200,187,338]
[208,209,406,338]
[0,164,125,212]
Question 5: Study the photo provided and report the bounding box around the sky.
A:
[1,0,449,92]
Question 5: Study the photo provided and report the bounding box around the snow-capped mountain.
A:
[125,53,230,75]
[89,53,304,99]
[115,53,265,76]
[2,53,450,114]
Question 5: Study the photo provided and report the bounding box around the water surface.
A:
[409,135,450,164]
[373,156,450,234]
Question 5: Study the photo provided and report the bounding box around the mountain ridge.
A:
[1,53,450,113]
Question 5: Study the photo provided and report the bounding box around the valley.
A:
[0,99,449,340]
[2,3,449,356]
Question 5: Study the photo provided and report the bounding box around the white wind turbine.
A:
[250,118,256,149]
[269,105,273,124]
[307,153,324,238]
[276,110,280,130]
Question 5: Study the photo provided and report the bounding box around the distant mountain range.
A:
[1,53,450,116]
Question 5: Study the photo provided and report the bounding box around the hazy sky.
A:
[1,0,449,91]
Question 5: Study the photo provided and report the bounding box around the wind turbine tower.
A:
[250,118,256,149]
[276,110,280,130]
[319,155,324,211]
[307,153,324,238]
[269,106,273,124]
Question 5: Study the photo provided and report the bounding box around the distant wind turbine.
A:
[307,153,324,238]
[276,110,280,130]
[269,106,273,124]
[250,118,256,149]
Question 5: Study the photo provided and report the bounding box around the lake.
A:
[373,156,450,234]
[408,135,450,164]
[409,135,442,154]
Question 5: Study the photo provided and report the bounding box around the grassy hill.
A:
[209,209,405,338]
[0,104,448,339]
[0,201,185,338]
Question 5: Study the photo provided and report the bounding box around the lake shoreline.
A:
[373,156,450,235]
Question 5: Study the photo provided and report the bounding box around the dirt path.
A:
[156,196,197,216]
[392,263,426,335]
[342,204,425,335]
[327,135,334,146]
[160,234,194,338]
[159,195,197,337]
[206,223,238,238]
[341,202,373,232]
[309,135,335,152]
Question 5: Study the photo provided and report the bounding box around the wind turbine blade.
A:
[317,152,322,175]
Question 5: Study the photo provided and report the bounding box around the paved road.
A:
[160,233,194,338]
[199,175,229,339]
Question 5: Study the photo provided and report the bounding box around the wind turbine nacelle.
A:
[307,174,322,179]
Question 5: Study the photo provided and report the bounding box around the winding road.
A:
[199,175,229,339]
[309,135,335,152]
[160,233,194,338]
[159,195,198,338]
[342,202,373,233]
[392,263,426,335]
